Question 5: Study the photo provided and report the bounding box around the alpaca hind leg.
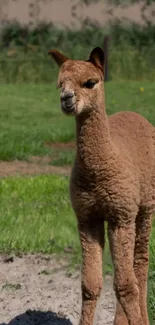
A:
[108,222,144,325]
[78,219,104,325]
[134,211,153,325]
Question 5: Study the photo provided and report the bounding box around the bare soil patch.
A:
[0,157,71,178]
[0,254,115,325]
[45,142,75,150]
[1,1,155,27]
[0,142,75,178]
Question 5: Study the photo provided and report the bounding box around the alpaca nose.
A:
[60,90,75,113]
[61,90,75,102]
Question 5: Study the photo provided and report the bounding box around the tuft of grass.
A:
[2,282,21,291]
[38,268,54,275]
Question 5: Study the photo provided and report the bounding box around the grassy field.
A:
[1,43,155,83]
[0,82,155,160]
[0,82,154,321]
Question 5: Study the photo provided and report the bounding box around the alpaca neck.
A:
[76,94,113,172]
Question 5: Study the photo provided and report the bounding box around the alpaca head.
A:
[49,47,104,116]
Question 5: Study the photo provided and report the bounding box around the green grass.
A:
[1,23,155,82]
[0,175,78,254]
[1,44,155,82]
[0,172,109,264]
[0,82,155,161]
[2,282,22,292]
[51,149,76,166]
[0,84,75,160]
[0,173,110,267]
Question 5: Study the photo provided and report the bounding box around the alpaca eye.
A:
[83,79,97,89]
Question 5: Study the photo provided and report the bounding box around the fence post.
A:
[103,35,110,82]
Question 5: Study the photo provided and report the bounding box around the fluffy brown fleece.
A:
[49,47,154,325]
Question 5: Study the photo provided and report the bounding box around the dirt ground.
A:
[0,0,155,27]
[0,142,75,178]
[0,156,71,178]
[0,254,115,325]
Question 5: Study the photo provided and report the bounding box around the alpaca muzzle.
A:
[60,90,76,114]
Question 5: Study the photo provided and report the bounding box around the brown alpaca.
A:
[49,47,154,325]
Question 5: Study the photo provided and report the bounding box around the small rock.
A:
[3,256,14,263]
[64,246,74,253]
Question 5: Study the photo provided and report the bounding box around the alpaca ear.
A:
[89,47,104,71]
[48,49,68,67]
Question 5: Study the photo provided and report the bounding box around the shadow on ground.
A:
[0,310,72,325]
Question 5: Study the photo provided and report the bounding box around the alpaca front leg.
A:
[108,222,144,325]
[134,212,153,325]
[78,219,104,325]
